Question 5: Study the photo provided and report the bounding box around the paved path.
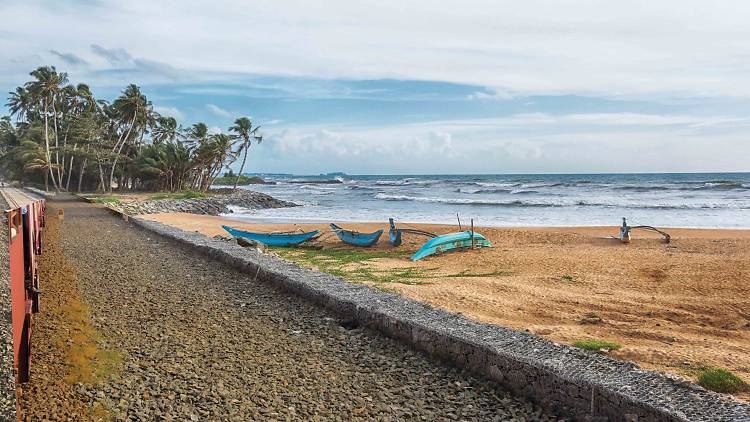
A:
[46,196,558,421]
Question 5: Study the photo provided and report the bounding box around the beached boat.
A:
[411,231,492,261]
[388,218,436,247]
[222,225,320,247]
[330,223,383,247]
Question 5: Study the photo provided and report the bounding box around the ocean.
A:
[230,173,750,228]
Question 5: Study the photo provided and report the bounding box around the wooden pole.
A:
[456,213,462,231]
[470,218,475,249]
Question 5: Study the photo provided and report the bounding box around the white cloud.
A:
[239,112,750,174]
[207,126,223,135]
[152,105,183,120]
[2,1,750,97]
[206,103,231,117]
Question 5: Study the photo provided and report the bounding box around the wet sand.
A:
[143,212,750,399]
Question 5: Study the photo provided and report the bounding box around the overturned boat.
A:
[330,223,383,247]
[222,225,320,247]
[411,231,492,261]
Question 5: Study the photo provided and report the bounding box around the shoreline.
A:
[142,211,750,400]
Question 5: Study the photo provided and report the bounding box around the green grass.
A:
[696,368,750,394]
[561,274,575,281]
[572,339,621,352]
[271,246,510,286]
[148,190,206,201]
[90,197,120,204]
[445,270,512,278]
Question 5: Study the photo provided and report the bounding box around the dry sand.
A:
[143,212,750,399]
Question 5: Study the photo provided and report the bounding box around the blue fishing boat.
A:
[388,218,436,247]
[222,225,320,247]
[330,223,383,247]
[411,231,492,261]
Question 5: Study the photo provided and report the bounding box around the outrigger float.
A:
[618,218,671,243]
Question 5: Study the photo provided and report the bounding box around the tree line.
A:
[0,66,261,192]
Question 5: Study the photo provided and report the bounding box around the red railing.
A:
[5,198,44,383]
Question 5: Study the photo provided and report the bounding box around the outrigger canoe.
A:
[411,231,492,261]
[222,225,320,247]
[330,223,383,247]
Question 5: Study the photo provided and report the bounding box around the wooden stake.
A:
[456,213,462,231]
[470,219,475,249]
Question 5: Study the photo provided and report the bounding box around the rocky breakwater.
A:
[111,189,297,216]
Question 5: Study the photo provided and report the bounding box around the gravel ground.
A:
[0,195,17,421]
[52,196,561,420]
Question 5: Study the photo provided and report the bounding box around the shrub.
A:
[697,368,749,394]
[572,339,621,352]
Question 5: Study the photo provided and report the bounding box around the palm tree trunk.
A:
[77,157,87,192]
[51,99,62,184]
[233,141,249,190]
[65,143,78,190]
[108,110,137,192]
[42,98,60,191]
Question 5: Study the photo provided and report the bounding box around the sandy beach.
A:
[141,212,750,399]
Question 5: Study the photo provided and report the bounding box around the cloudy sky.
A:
[1,0,749,174]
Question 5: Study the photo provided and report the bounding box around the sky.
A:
[1,0,750,175]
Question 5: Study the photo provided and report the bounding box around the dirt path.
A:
[42,197,557,420]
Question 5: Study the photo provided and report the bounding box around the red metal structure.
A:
[3,191,45,383]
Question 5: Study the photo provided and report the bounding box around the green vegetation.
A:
[271,246,510,286]
[148,190,207,200]
[90,196,120,204]
[572,339,622,352]
[561,274,575,281]
[0,65,263,193]
[696,368,749,394]
[213,174,266,186]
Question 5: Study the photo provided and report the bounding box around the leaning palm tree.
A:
[151,116,181,145]
[108,84,150,191]
[23,66,68,190]
[228,117,262,190]
[198,133,237,191]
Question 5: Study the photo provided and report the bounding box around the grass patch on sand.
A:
[90,196,120,204]
[148,190,207,201]
[58,298,123,384]
[696,368,750,394]
[572,339,621,353]
[271,246,510,286]
[561,274,575,281]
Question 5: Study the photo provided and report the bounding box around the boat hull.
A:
[411,231,491,261]
[222,225,320,247]
[330,224,383,247]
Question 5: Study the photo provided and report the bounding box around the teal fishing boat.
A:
[411,231,491,261]
[330,223,383,247]
[222,225,320,247]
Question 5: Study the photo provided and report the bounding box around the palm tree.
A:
[14,140,61,191]
[151,116,180,145]
[196,133,236,191]
[228,117,262,189]
[109,84,150,192]
[23,66,68,190]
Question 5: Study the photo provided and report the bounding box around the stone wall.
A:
[0,196,17,421]
[128,215,749,422]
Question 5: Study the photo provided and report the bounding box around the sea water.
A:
[228,173,750,228]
